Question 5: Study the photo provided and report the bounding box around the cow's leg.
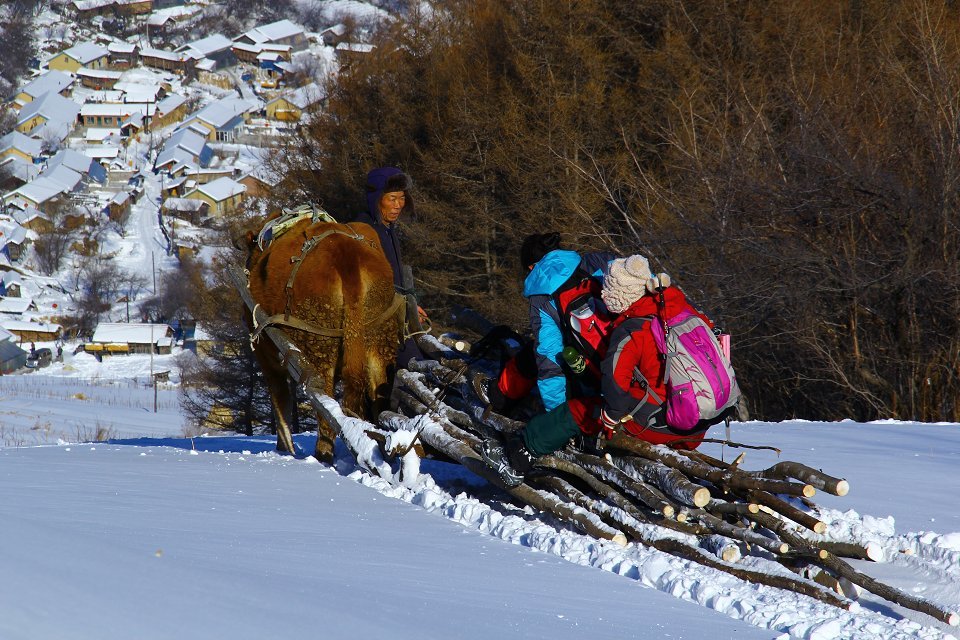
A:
[312,345,338,464]
[265,371,296,455]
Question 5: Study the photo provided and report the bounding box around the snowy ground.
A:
[1,368,958,640]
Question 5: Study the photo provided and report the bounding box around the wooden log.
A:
[556,450,677,518]
[705,498,760,517]
[437,334,471,354]
[541,453,676,522]
[610,454,712,508]
[817,552,959,626]
[756,461,849,497]
[700,534,742,563]
[740,490,827,535]
[608,434,814,498]
[688,509,790,555]
[816,540,884,562]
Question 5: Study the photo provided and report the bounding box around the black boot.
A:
[479,433,537,488]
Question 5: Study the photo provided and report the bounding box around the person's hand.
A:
[417,306,430,325]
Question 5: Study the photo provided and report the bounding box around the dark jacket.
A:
[353,167,414,293]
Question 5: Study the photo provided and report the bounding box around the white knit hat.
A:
[601,255,671,313]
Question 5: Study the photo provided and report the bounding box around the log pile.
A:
[376,332,959,628]
[229,274,957,629]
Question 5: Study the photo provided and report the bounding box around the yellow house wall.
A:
[266,98,301,122]
[0,147,34,162]
[16,115,47,134]
[48,54,81,72]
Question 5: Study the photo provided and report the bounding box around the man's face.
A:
[379,191,406,224]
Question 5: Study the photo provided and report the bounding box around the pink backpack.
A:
[648,311,741,431]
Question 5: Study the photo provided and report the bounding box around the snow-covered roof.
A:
[91,323,173,344]
[114,80,163,100]
[194,177,245,202]
[157,93,186,114]
[163,197,205,211]
[162,128,208,158]
[0,131,43,159]
[83,145,121,159]
[0,270,22,286]
[0,319,60,332]
[16,92,81,128]
[39,165,83,191]
[186,97,257,130]
[18,70,75,100]
[84,128,122,144]
[108,42,137,54]
[11,207,48,227]
[0,298,34,314]
[3,177,68,206]
[284,83,324,110]
[56,42,109,64]
[0,326,15,343]
[178,34,233,57]
[46,149,106,184]
[240,19,304,45]
[336,42,376,54]
[139,48,189,63]
[77,68,123,81]
[80,102,154,118]
[0,157,40,183]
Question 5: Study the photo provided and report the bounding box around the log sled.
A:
[229,273,959,630]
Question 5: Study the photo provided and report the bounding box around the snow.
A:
[0,361,957,640]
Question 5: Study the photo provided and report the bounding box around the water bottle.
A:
[562,346,586,375]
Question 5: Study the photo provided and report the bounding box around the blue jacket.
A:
[523,249,613,411]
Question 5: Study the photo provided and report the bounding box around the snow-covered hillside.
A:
[1,370,958,640]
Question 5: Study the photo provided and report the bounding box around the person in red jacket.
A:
[598,254,715,448]
[480,254,713,488]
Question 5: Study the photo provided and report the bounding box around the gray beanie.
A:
[601,255,671,313]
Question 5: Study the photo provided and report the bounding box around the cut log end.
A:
[611,533,629,547]
[834,479,850,496]
[778,543,789,554]
[865,542,884,563]
[692,487,711,508]
[662,505,675,518]
[813,521,827,535]
[802,484,816,498]
[721,546,741,563]
[747,503,760,514]
[947,612,959,627]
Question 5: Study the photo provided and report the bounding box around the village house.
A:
[0,297,36,316]
[177,97,256,142]
[87,322,174,355]
[2,177,69,213]
[0,319,62,343]
[79,102,154,129]
[0,223,30,263]
[235,19,308,52]
[265,83,324,122]
[44,149,108,186]
[15,92,80,138]
[335,42,376,65]
[161,196,209,225]
[151,94,189,129]
[0,326,27,374]
[0,157,39,191]
[13,70,75,108]
[107,42,138,69]
[12,207,52,233]
[185,176,245,216]
[139,47,197,78]
[70,0,116,20]
[48,42,110,72]
[155,128,212,174]
[177,34,236,69]
[238,166,280,199]
[77,67,124,90]
[114,0,153,16]
[320,24,348,47]
[107,190,132,224]
[0,270,23,297]
[0,132,42,164]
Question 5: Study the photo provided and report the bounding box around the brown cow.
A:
[245,218,403,462]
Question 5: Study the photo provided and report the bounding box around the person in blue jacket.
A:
[475,232,615,413]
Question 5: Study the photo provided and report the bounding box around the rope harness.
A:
[247,210,408,347]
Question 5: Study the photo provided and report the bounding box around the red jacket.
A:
[597,287,713,449]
